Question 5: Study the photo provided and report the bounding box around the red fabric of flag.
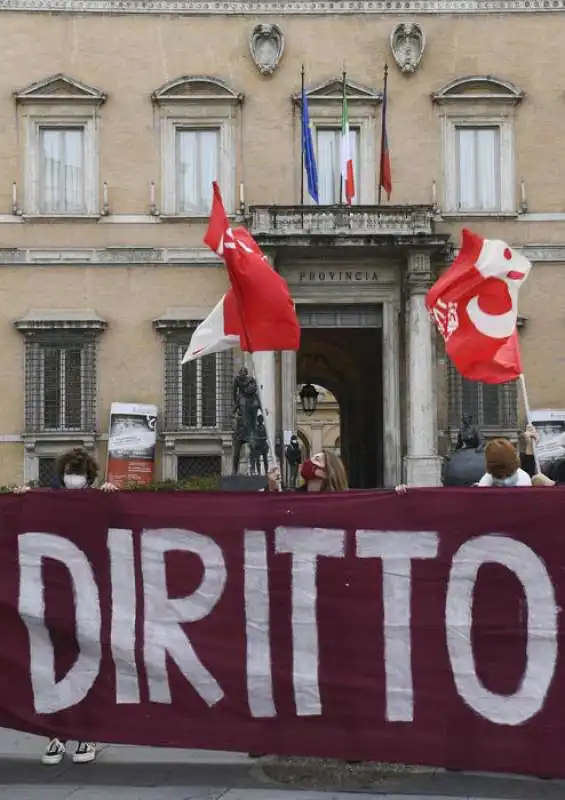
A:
[379,81,392,200]
[426,228,531,384]
[204,183,300,353]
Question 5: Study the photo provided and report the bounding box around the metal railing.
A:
[250,204,435,237]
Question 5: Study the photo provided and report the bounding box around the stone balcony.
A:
[249,204,438,246]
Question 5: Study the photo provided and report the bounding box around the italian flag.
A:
[340,86,355,205]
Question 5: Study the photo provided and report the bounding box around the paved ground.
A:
[0,728,564,800]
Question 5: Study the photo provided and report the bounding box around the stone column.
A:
[281,350,297,442]
[382,300,402,487]
[404,252,442,486]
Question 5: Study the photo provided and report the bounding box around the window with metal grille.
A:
[38,457,57,487]
[163,335,233,432]
[448,361,518,430]
[177,455,222,481]
[24,334,97,433]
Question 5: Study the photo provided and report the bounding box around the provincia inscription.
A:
[298,269,379,283]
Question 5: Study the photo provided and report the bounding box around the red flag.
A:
[426,228,531,384]
[379,66,392,200]
[204,183,300,353]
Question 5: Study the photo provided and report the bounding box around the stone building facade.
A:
[0,0,563,487]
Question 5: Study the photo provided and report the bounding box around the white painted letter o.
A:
[446,534,557,725]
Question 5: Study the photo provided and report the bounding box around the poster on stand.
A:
[530,409,565,464]
[106,402,158,488]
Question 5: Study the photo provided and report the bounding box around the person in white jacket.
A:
[476,438,532,487]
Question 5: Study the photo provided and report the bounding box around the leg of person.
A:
[42,738,66,765]
[72,742,97,764]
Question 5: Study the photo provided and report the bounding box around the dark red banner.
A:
[1,488,565,777]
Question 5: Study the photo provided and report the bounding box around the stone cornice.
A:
[0,247,222,265]
[0,0,563,14]
[0,245,564,263]
[520,245,565,262]
[451,245,565,262]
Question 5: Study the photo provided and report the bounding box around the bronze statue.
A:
[456,413,482,451]
[231,367,262,475]
[232,406,247,475]
[443,414,485,486]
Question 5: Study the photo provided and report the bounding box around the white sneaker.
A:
[42,738,66,765]
[72,742,96,764]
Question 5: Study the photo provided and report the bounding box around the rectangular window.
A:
[163,338,233,431]
[38,127,85,214]
[455,126,501,212]
[23,337,97,434]
[316,127,360,205]
[177,455,222,481]
[180,353,220,429]
[41,346,84,431]
[175,128,219,215]
[38,457,57,488]
[448,361,518,430]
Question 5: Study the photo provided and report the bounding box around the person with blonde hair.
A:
[476,438,532,487]
[267,448,348,492]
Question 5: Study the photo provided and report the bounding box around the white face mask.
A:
[63,474,88,490]
[492,472,519,487]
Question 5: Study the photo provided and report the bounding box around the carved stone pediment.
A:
[14,73,107,104]
[292,77,382,104]
[432,75,524,105]
[151,75,244,104]
[249,23,284,76]
[390,22,425,74]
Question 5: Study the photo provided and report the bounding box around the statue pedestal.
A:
[220,475,267,492]
[404,455,443,487]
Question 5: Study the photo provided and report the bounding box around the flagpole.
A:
[340,70,346,205]
[378,63,389,206]
[519,373,541,474]
[300,64,305,208]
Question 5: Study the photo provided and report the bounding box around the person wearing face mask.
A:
[269,450,407,494]
[13,447,117,765]
[267,449,348,492]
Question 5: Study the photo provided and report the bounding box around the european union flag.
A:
[301,86,319,204]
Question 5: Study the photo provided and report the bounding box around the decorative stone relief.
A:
[390,23,425,74]
[249,24,284,76]
[0,0,562,14]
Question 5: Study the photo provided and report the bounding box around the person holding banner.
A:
[476,438,532,487]
[13,447,116,765]
[14,448,117,493]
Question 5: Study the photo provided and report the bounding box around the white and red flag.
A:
[426,228,532,383]
[182,186,300,363]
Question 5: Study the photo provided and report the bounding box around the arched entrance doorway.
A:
[297,326,382,488]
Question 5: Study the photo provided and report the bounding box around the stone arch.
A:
[151,75,244,104]
[296,429,311,459]
[432,75,524,105]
